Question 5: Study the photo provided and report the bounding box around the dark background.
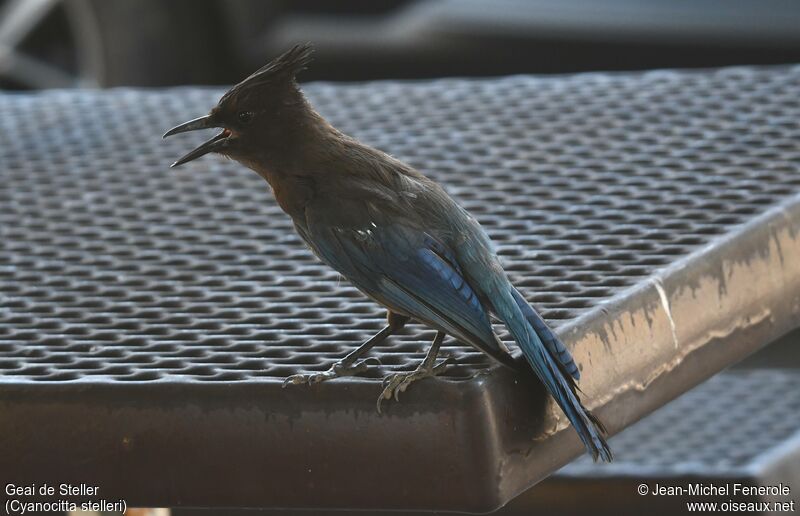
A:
[3,0,800,90]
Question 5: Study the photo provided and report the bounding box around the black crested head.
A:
[220,43,314,106]
[164,43,317,168]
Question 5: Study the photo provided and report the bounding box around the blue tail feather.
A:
[511,288,580,380]
[494,283,612,462]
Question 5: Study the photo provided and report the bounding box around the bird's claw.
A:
[282,357,381,388]
[376,357,452,413]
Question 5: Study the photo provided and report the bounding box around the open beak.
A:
[163,115,230,168]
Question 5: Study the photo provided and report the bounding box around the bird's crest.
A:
[221,43,314,103]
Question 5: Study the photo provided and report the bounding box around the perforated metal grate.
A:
[2,67,800,382]
[561,370,800,476]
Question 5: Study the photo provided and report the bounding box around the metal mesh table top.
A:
[2,66,800,383]
[562,369,800,477]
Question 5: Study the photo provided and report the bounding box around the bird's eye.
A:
[238,111,254,124]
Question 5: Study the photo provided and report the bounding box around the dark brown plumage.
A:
[164,44,611,461]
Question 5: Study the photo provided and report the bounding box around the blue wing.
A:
[298,220,517,368]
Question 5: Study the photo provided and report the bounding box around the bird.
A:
[164,44,612,462]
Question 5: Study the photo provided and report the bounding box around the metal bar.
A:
[488,192,800,508]
[0,0,60,48]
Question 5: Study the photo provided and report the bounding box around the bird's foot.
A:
[282,357,381,387]
[376,357,452,413]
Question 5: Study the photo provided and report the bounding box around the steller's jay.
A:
[164,44,612,461]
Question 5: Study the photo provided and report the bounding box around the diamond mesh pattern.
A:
[2,66,800,382]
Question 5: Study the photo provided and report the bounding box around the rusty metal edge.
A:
[2,194,799,513]
[482,191,800,511]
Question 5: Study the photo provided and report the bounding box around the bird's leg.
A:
[283,313,408,387]
[377,331,452,413]
[282,326,390,386]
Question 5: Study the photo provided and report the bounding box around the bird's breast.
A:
[264,172,315,220]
